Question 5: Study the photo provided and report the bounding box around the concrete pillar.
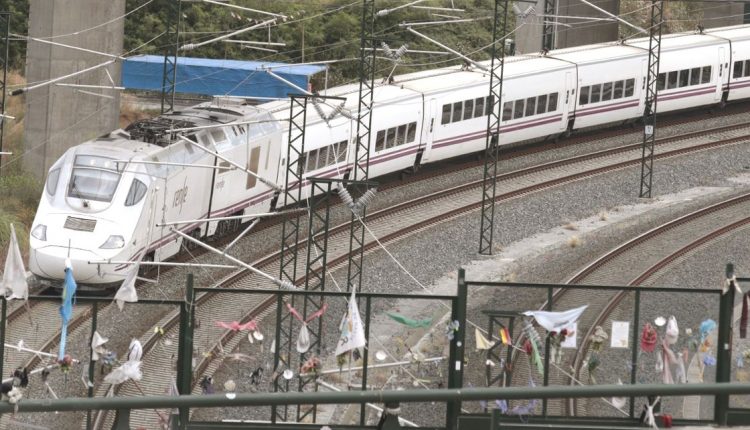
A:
[515,0,620,54]
[24,0,125,179]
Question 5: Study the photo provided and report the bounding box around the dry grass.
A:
[563,221,578,231]
[119,95,158,128]
[598,210,609,221]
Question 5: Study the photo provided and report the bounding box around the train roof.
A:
[547,43,645,64]
[705,24,750,41]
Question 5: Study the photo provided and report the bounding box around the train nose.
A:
[30,246,126,283]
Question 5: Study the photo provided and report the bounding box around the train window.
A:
[667,71,678,89]
[590,85,601,103]
[690,67,701,85]
[474,97,485,117]
[734,61,744,78]
[396,125,407,146]
[548,93,558,111]
[625,79,635,97]
[579,86,589,105]
[46,168,60,196]
[124,179,148,206]
[306,150,317,173]
[678,69,690,87]
[502,102,513,121]
[452,102,463,123]
[463,100,474,121]
[701,66,711,83]
[210,129,227,144]
[246,146,261,188]
[337,140,348,162]
[317,147,329,170]
[656,73,666,91]
[441,104,451,125]
[386,127,397,149]
[525,97,536,116]
[486,95,494,116]
[744,61,750,77]
[375,130,386,151]
[537,94,548,114]
[407,122,417,142]
[602,82,613,101]
[513,100,525,119]
[196,133,211,147]
[613,81,623,99]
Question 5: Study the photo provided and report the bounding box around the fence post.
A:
[447,268,467,428]
[715,264,736,425]
[176,273,195,429]
[86,301,98,430]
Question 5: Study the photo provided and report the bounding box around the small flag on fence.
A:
[335,290,366,356]
[58,259,77,361]
[500,327,511,345]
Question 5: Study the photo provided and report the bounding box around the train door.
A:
[717,46,727,102]
[420,98,437,162]
[562,71,575,131]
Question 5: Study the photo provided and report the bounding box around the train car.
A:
[29,25,750,288]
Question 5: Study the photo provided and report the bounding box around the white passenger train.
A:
[29,25,750,287]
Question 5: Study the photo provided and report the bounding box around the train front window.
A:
[68,155,121,202]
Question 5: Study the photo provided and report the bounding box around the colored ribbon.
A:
[640,323,657,353]
[386,312,432,328]
[287,303,328,323]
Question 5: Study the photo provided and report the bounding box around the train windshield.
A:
[67,155,122,202]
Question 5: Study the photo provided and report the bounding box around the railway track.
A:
[86,123,750,428]
[506,192,750,419]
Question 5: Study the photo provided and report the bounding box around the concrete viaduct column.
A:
[24,0,125,179]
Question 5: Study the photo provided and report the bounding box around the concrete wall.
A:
[24,0,125,178]
[515,0,620,54]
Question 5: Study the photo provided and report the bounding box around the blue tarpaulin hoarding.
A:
[122,55,326,98]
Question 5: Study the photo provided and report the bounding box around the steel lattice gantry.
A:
[638,0,664,198]
[0,12,9,174]
[160,0,181,114]
[345,0,376,292]
[274,94,309,422]
[542,0,556,51]
[478,0,509,255]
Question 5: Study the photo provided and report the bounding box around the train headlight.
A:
[100,235,125,249]
[31,224,47,241]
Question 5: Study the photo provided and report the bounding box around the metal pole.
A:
[345,0,376,292]
[4,383,750,414]
[0,13,8,176]
[542,0,555,51]
[447,268,468,428]
[86,302,98,430]
[0,298,6,385]
[176,274,194,429]
[478,0,508,255]
[542,286,552,416]
[638,0,663,198]
[161,0,182,114]
[360,296,372,424]
[715,263,736,425]
[629,290,641,418]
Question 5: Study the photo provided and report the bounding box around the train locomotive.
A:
[29,24,750,287]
